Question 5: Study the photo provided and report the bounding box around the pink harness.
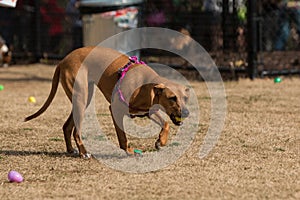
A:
[116,56,145,106]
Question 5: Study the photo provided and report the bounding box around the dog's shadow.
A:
[0,150,137,159]
[0,150,75,158]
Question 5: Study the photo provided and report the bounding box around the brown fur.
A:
[25,46,189,158]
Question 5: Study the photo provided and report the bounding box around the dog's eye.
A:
[183,96,188,103]
[168,96,177,102]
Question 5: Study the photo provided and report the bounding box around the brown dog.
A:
[25,46,190,158]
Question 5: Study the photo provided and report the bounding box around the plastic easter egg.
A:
[28,96,36,103]
[8,170,23,183]
[274,77,282,83]
[0,84,4,91]
[134,149,142,155]
[175,116,183,122]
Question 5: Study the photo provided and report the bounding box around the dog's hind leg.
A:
[63,113,77,154]
[62,85,94,157]
[72,108,90,158]
[75,82,94,157]
[72,126,87,157]
[71,76,93,158]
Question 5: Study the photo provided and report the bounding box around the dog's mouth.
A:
[170,114,184,126]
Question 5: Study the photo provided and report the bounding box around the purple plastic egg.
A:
[8,170,23,183]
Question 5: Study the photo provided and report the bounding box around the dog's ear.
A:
[153,84,165,95]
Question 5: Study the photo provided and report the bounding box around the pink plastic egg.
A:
[8,170,23,183]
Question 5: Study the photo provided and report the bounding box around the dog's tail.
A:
[24,66,60,122]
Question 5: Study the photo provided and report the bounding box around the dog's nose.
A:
[181,108,189,118]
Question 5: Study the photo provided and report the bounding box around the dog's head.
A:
[154,83,190,126]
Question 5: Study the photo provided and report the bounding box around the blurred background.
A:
[1,0,300,79]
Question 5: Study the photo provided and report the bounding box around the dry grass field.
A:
[0,64,299,199]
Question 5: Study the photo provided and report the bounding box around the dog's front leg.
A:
[150,112,170,150]
[109,105,134,155]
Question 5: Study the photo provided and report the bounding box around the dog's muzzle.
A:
[170,108,189,126]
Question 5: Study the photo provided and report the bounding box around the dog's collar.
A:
[116,56,145,107]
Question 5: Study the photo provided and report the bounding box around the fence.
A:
[0,0,76,62]
[0,0,300,79]
[256,0,300,77]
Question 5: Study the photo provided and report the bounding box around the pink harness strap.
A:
[116,56,145,106]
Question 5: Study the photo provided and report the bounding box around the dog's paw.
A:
[67,149,79,156]
[125,147,135,156]
[81,153,92,159]
[126,148,142,156]
[155,140,161,150]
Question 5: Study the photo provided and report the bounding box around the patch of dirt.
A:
[0,64,299,199]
